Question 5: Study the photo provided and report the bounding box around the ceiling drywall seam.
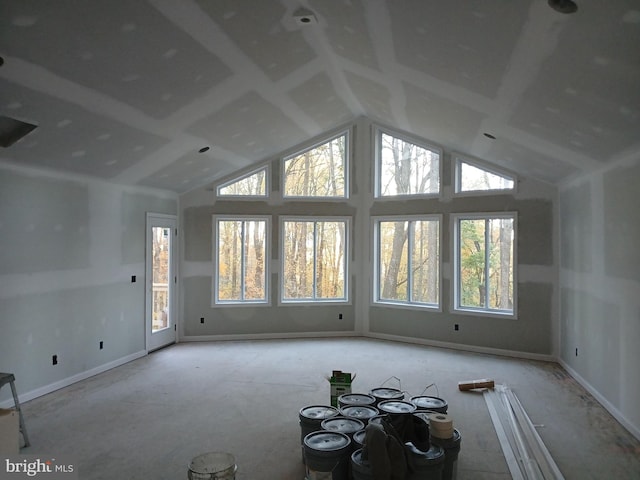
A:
[0,57,162,135]
[470,2,573,160]
[280,0,367,118]
[364,0,411,132]
[558,142,640,189]
[499,124,600,172]
[148,0,321,134]
[0,56,221,188]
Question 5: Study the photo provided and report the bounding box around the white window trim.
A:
[372,214,442,311]
[212,214,271,307]
[452,211,518,319]
[373,125,443,200]
[453,153,517,197]
[281,130,350,200]
[279,216,351,305]
[215,164,270,199]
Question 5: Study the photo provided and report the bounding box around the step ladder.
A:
[0,373,30,448]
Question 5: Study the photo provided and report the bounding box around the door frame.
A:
[145,213,178,352]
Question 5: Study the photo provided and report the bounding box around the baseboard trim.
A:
[0,350,147,408]
[365,332,557,362]
[558,358,640,441]
[180,331,359,342]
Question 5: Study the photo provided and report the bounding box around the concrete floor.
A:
[18,338,640,479]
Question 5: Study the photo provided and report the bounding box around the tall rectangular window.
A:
[214,216,269,304]
[374,216,440,308]
[375,128,440,197]
[281,218,349,302]
[454,213,516,316]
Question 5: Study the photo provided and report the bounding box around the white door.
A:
[146,213,177,351]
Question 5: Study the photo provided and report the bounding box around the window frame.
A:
[372,214,442,311]
[215,164,270,199]
[279,216,351,305]
[281,131,350,201]
[373,125,442,199]
[452,212,517,319]
[453,154,517,196]
[212,214,271,307]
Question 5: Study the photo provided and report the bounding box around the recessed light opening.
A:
[548,0,578,14]
[199,146,210,153]
[483,133,497,140]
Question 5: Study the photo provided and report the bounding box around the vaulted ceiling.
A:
[1,0,639,193]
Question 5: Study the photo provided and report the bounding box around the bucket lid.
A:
[406,443,445,466]
[299,405,340,421]
[321,416,365,434]
[189,452,235,474]
[338,393,376,406]
[353,430,366,446]
[411,396,448,411]
[340,405,379,420]
[430,428,461,447]
[370,387,404,400]
[378,400,417,414]
[304,431,351,452]
[369,414,389,426]
[350,448,371,468]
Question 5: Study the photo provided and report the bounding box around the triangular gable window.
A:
[217,166,268,197]
[283,132,348,198]
[455,157,515,194]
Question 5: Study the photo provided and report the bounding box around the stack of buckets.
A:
[299,388,461,480]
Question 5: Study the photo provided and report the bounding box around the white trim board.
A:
[366,332,556,363]
[0,351,147,409]
[559,359,640,442]
[180,331,359,343]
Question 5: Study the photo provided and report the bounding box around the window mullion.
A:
[484,219,490,309]
[312,222,318,300]
[407,221,414,302]
[240,221,247,301]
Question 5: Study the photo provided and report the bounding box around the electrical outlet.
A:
[575,347,578,356]
[454,324,459,331]
[200,317,205,324]
[52,354,58,365]
[338,313,343,320]
[100,341,104,350]
[131,275,136,283]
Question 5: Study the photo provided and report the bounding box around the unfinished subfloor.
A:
[18,338,640,479]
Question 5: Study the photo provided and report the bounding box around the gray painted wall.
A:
[559,159,640,437]
[179,119,558,356]
[0,166,177,403]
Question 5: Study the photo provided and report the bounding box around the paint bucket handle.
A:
[380,376,402,390]
[420,382,440,397]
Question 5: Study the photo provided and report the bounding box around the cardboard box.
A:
[0,408,19,455]
[329,370,355,407]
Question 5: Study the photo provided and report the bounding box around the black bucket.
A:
[339,405,379,424]
[370,387,404,406]
[411,395,448,414]
[405,443,445,480]
[299,405,340,462]
[353,429,366,449]
[377,400,417,415]
[350,448,374,480]
[430,429,462,480]
[321,416,366,442]
[368,414,390,427]
[303,431,352,480]
[338,393,376,409]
